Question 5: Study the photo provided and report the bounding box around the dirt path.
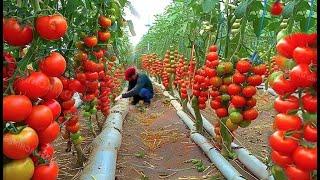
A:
[116,87,224,180]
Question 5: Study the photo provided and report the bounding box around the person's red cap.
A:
[125,67,136,80]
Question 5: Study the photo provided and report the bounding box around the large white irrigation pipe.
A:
[80,97,129,180]
[186,103,273,180]
[177,110,245,180]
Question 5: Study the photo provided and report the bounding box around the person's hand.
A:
[115,95,122,101]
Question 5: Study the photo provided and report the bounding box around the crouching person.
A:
[115,66,154,105]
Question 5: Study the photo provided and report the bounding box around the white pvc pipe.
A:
[177,110,245,180]
[80,97,129,180]
[186,102,273,180]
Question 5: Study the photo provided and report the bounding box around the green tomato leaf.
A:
[282,1,295,18]
[202,0,218,13]
[271,165,287,180]
[235,0,253,18]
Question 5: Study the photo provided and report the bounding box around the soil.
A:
[115,87,223,180]
[54,111,104,180]
[53,87,276,180]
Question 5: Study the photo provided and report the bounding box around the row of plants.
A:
[3,0,133,179]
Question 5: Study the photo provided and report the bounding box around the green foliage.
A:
[136,0,316,63]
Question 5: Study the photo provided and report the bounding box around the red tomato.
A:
[206,52,218,62]
[3,127,39,159]
[76,73,86,83]
[3,95,32,122]
[26,105,53,131]
[246,97,257,108]
[271,150,293,168]
[227,83,242,95]
[232,72,246,84]
[303,124,317,142]
[59,90,73,101]
[247,75,262,86]
[274,114,302,131]
[270,1,283,16]
[215,108,228,118]
[39,144,54,160]
[42,99,61,120]
[276,38,296,59]
[204,67,216,78]
[66,122,80,133]
[272,75,297,95]
[198,103,206,110]
[293,146,317,171]
[42,77,63,100]
[32,143,54,165]
[83,94,96,102]
[68,79,85,93]
[193,89,200,97]
[274,95,299,113]
[85,72,99,81]
[301,93,317,113]
[59,76,69,89]
[3,18,33,46]
[209,45,218,52]
[3,52,17,78]
[36,14,67,40]
[84,36,98,47]
[285,165,310,180]
[252,64,267,75]
[37,121,60,145]
[15,72,51,100]
[86,81,99,91]
[98,15,112,28]
[98,31,111,42]
[66,116,79,126]
[61,99,75,110]
[243,108,258,121]
[39,52,66,77]
[292,47,317,65]
[289,64,317,88]
[231,95,246,108]
[242,86,256,98]
[93,49,104,59]
[269,131,299,155]
[32,160,59,180]
[236,60,252,73]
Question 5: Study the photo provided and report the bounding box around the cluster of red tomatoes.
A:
[161,50,178,88]
[74,14,115,118]
[174,55,189,99]
[140,54,162,78]
[269,32,317,180]
[3,13,68,180]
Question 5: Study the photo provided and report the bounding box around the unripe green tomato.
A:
[73,136,84,145]
[70,132,81,141]
[280,22,287,29]
[231,28,240,34]
[235,18,242,23]
[90,107,97,114]
[232,22,241,29]
[83,111,91,118]
[239,120,251,128]
[4,157,34,180]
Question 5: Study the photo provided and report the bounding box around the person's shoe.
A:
[143,101,151,106]
[131,100,139,105]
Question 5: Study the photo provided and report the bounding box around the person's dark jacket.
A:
[121,73,153,98]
